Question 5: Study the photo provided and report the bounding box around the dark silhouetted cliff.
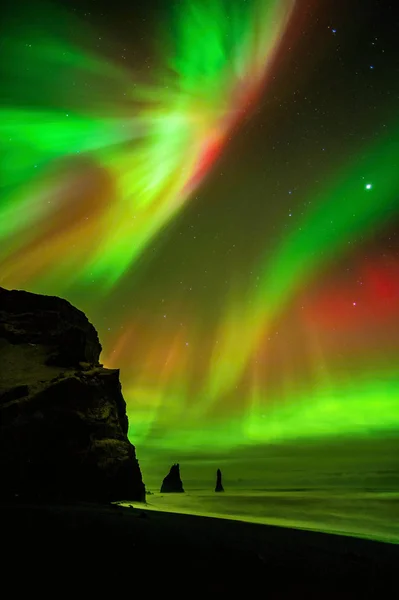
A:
[0,287,145,502]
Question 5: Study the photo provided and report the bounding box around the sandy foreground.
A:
[1,500,397,597]
[0,504,399,598]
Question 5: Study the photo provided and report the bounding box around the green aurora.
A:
[0,0,398,488]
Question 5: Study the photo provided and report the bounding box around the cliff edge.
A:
[0,287,145,502]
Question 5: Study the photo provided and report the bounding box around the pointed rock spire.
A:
[215,468,224,492]
[160,463,184,493]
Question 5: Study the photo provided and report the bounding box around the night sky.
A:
[1,0,398,488]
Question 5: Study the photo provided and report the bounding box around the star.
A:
[365,183,372,190]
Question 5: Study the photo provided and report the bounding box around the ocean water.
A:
[120,489,399,544]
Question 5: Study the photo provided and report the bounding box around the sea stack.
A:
[160,463,184,493]
[215,468,224,492]
[0,286,145,502]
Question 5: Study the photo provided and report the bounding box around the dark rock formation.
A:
[215,468,224,492]
[160,463,184,493]
[0,287,145,502]
[0,287,102,367]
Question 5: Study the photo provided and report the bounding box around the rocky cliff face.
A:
[0,287,145,502]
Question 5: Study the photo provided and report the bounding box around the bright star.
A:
[365,183,372,190]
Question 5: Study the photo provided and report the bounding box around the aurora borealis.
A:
[0,0,294,288]
[1,0,398,487]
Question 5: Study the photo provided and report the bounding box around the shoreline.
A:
[119,487,399,545]
[120,499,399,545]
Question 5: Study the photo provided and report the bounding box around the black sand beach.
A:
[1,501,397,598]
